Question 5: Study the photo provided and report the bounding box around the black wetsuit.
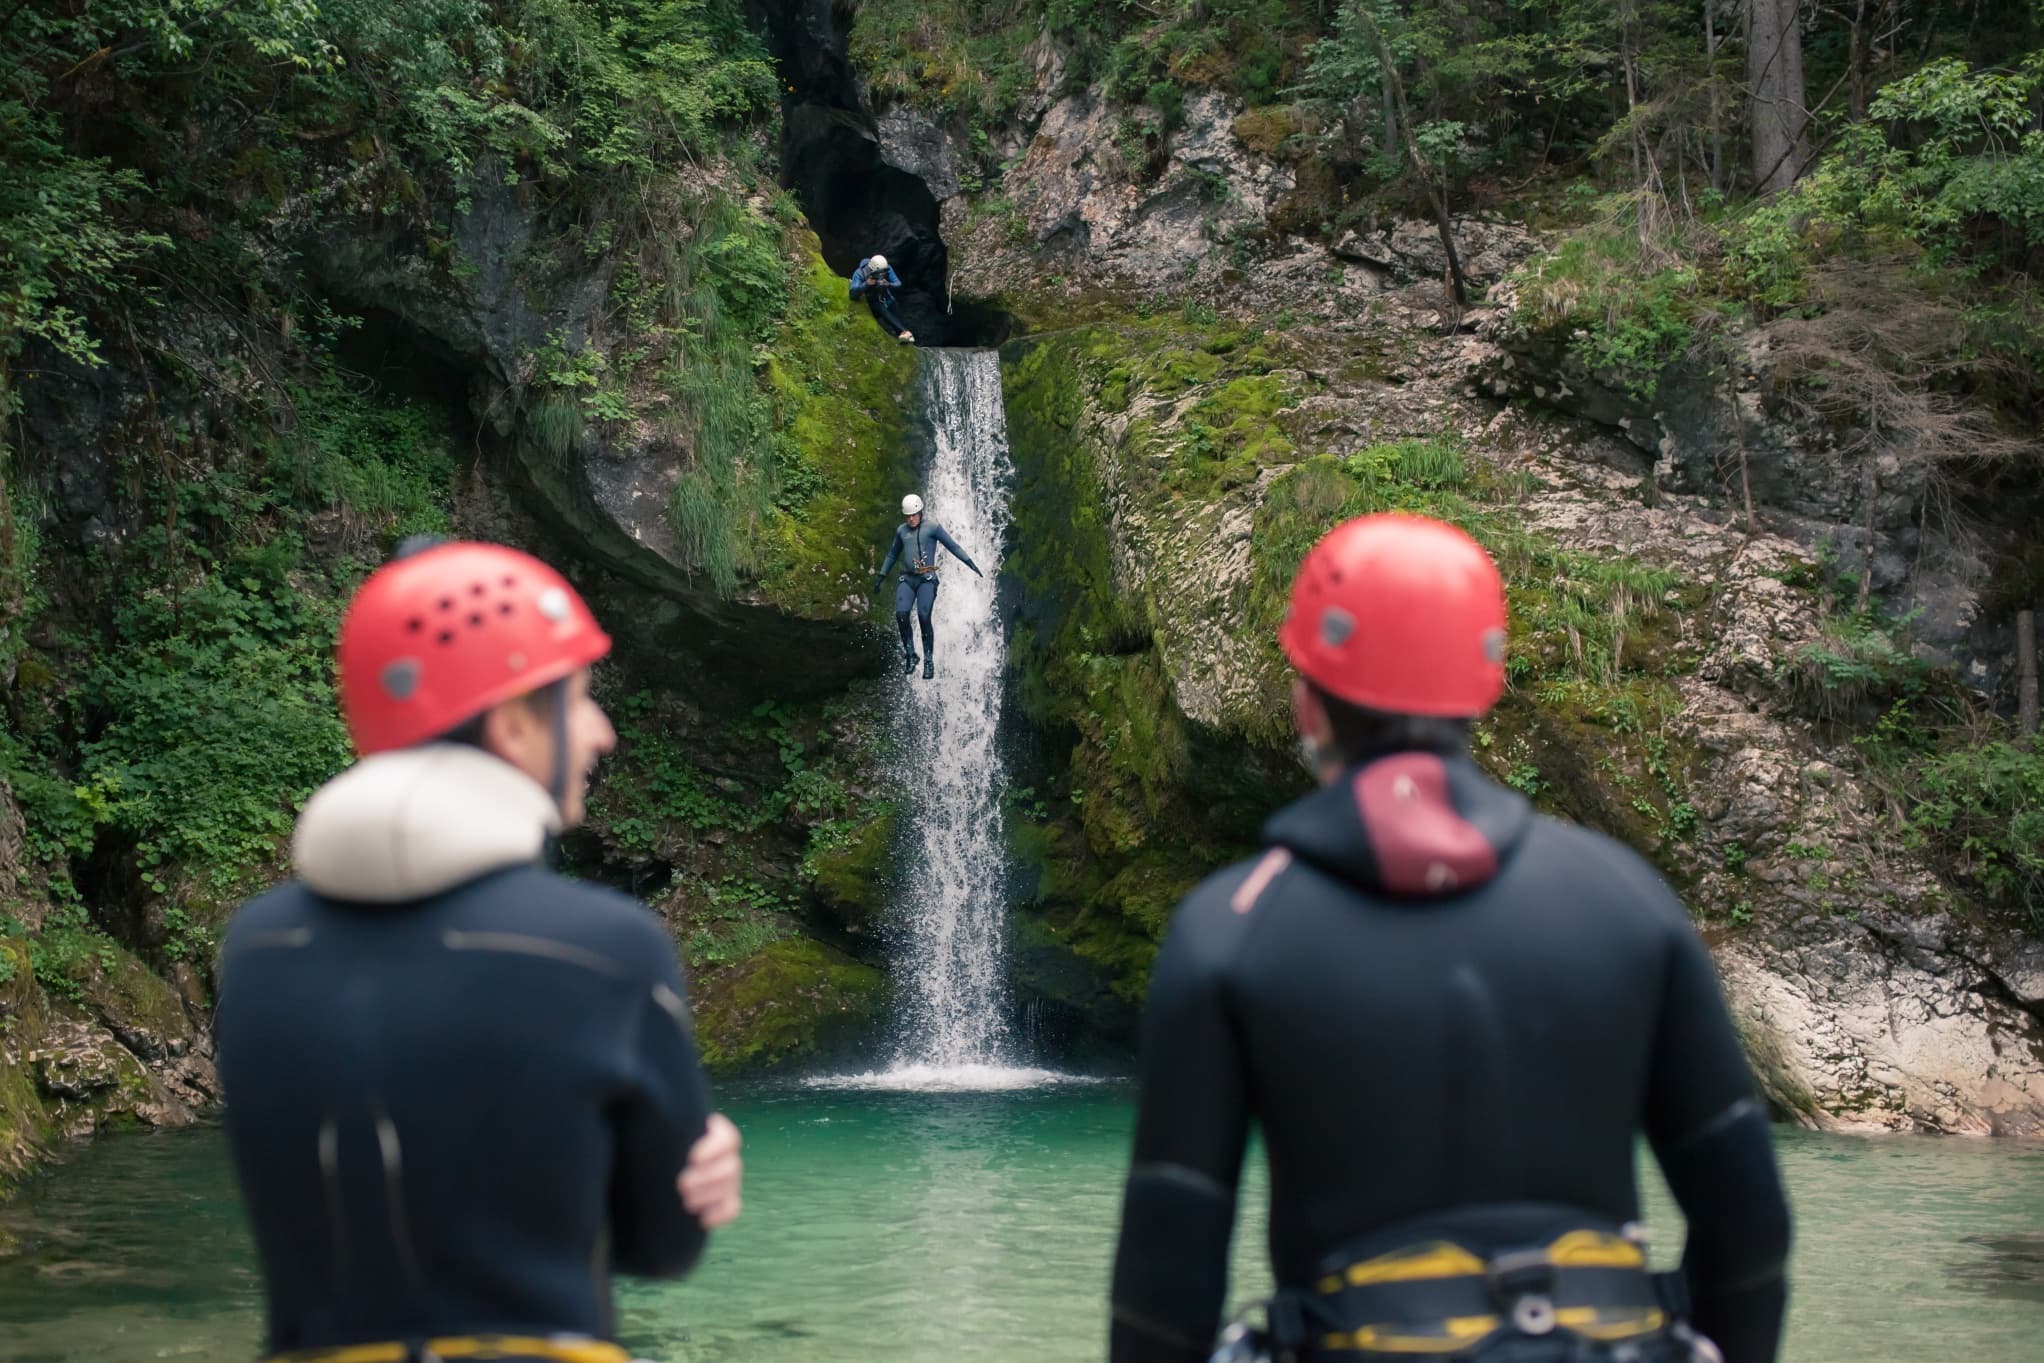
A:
[876,519,981,661]
[216,865,712,1355]
[1110,749,1791,1363]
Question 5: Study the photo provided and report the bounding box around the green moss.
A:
[1001,325,1300,1003]
[77,944,193,1050]
[0,940,53,1197]
[1069,651,1193,856]
[1231,106,1300,159]
[756,236,920,617]
[999,311,1722,1008]
[804,804,898,931]
[691,937,888,1073]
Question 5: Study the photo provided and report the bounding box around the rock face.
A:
[947,88,1299,296]
[973,62,2044,1129]
[1722,915,2044,1135]
[1478,301,2006,673]
[292,168,899,694]
[0,923,215,1191]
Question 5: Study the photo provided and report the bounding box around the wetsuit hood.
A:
[1262,749,1531,898]
[291,743,561,903]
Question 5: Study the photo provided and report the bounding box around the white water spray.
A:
[891,349,1015,1070]
[811,348,1066,1092]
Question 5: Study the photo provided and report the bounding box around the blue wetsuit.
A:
[876,518,980,662]
[1111,748,1791,1363]
[849,258,908,336]
[216,753,713,1359]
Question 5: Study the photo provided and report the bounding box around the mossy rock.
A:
[805,806,897,933]
[757,235,921,617]
[691,937,888,1074]
[0,939,55,1196]
[1231,106,1297,159]
[77,943,195,1062]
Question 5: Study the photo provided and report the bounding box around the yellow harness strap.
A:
[1313,1229,1669,1354]
[269,1336,631,1363]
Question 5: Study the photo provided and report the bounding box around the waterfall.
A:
[891,349,1015,1070]
[810,349,1086,1092]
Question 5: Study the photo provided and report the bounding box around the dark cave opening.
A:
[329,307,482,454]
[751,0,1011,349]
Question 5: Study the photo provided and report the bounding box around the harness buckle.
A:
[1508,1294,1557,1336]
[1485,1247,1556,1305]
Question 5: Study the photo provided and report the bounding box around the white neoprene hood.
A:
[292,744,561,902]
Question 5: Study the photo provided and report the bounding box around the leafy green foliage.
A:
[287,375,457,536]
[1911,741,2044,921]
[1513,197,1714,397]
[78,556,353,894]
[1,353,455,911]
[1783,612,1928,723]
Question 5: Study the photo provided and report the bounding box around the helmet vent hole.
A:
[468,612,485,627]
[438,597,454,611]
[501,575,516,588]
[470,582,487,597]
[406,618,424,634]
[437,630,456,645]
[498,603,514,616]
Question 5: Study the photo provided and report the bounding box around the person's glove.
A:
[872,573,884,594]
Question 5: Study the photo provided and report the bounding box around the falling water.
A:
[890,349,1015,1070]
[808,348,1087,1092]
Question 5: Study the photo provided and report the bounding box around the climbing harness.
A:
[268,1335,634,1363]
[1207,1207,1716,1363]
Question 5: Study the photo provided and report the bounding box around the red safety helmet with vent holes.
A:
[1278,513,1507,718]
[337,541,612,755]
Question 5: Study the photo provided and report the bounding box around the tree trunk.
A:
[1382,64,1399,166]
[1360,11,1470,305]
[1747,0,1811,194]
[1621,0,1647,196]
[1706,3,1727,195]
[2019,609,2039,739]
[1731,378,1756,535]
[1857,460,1877,614]
[1848,0,1870,120]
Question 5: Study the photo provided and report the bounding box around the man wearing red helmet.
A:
[215,538,741,1363]
[1108,514,1791,1363]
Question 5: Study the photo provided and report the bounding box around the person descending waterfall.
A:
[1108,514,1792,1363]
[215,538,744,1363]
[875,492,982,679]
[850,252,914,343]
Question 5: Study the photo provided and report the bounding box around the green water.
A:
[2,1080,2041,1363]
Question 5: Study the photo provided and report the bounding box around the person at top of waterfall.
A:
[1108,513,1792,1363]
[874,492,981,680]
[849,252,914,344]
[214,536,744,1363]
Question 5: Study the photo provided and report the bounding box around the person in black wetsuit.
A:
[1110,513,1791,1363]
[875,491,982,679]
[215,539,743,1363]
[850,253,914,343]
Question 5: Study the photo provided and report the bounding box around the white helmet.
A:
[869,253,889,272]
[902,493,924,516]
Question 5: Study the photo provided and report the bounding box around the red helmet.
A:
[1278,513,1507,718]
[337,541,612,755]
